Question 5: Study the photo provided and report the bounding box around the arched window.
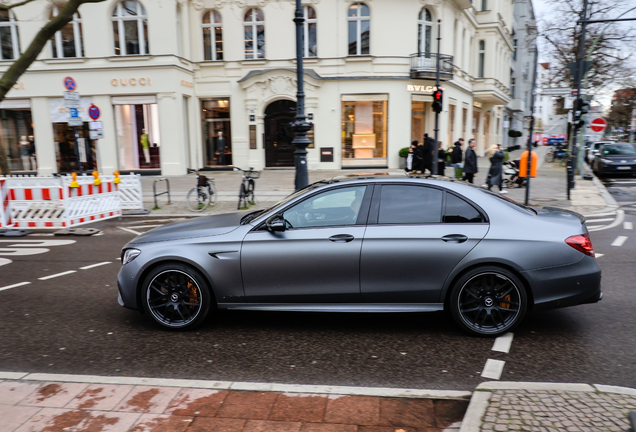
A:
[303,6,316,57]
[417,7,432,54]
[112,0,149,56]
[478,40,485,78]
[244,8,264,59]
[347,3,369,56]
[203,10,222,60]
[0,11,20,60]
[50,6,83,58]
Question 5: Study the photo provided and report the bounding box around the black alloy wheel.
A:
[450,267,527,336]
[141,264,211,330]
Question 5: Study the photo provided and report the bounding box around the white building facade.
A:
[0,0,514,176]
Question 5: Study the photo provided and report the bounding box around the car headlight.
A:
[601,158,613,164]
[122,248,141,265]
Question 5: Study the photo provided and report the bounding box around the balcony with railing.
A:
[409,53,454,80]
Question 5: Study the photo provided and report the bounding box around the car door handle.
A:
[329,234,355,243]
[441,234,468,243]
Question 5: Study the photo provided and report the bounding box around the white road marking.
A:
[595,253,604,258]
[625,222,633,230]
[127,225,162,229]
[0,258,11,267]
[611,236,628,247]
[584,218,614,223]
[481,359,506,380]
[586,225,602,230]
[38,270,76,280]
[0,282,31,292]
[583,212,619,217]
[27,233,55,236]
[80,262,112,270]
[0,248,50,256]
[117,226,142,236]
[492,333,514,353]
[0,240,76,247]
[588,210,624,232]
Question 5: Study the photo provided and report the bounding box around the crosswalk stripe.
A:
[611,236,628,247]
[625,222,633,230]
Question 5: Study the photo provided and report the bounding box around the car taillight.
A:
[565,234,595,257]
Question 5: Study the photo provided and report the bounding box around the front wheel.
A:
[141,263,212,330]
[187,187,210,212]
[545,152,554,163]
[450,267,527,337]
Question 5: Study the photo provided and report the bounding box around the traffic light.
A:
[432,90,443,114]
[572,98,589,129]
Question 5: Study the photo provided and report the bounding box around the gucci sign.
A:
[111,78,152,87]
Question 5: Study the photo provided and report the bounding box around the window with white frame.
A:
[347,3,369,56]
[478,40,485,78]
[0,11,20,60]
[417,7,433,54]
[112,0,149,56]
[50,6,83,58]
[244,8,264,59]
[203,10,223,60]
[303,5,316,57]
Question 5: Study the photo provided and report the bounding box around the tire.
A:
[141,263,212,330]
[238,183,247,209]
[449,266,527,337]
[247,179,256,204]
[545,152,554,163]
[187,187,210,212]
[208,183,217,206]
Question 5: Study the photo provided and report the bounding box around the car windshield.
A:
[602,145,636,156]
[242,180,331,225]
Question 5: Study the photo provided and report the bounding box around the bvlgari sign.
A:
[407,85,445,93]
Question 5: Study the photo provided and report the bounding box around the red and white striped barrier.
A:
[0,178,12,228]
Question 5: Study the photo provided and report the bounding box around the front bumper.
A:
[117,259,144,311]
[601,164,636,174]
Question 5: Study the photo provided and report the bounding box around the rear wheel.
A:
[450,267,527,337]
[141,263,212,330]
[187,187,211,212]
[545,152,554,163]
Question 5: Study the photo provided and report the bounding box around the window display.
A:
[341,99,387,163]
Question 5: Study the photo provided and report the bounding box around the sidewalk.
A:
[136,145,616,217]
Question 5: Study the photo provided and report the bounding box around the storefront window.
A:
[472,110,480,147]
[202,99,232,167]
[0,108,35,172]
[341,99,387,162]
[484,113,491,148]
[115,103,160,170]
[53,123,96,173]
[411,100,426,143]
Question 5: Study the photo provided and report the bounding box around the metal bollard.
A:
[152,178,171,209]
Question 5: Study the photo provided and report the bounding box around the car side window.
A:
[444,193,484,223]
[283,186,367,228]
[378,185,442,224]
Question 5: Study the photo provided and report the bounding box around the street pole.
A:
[525,42,539,206]
[290,0,312,191]
[432,19,441,176]
[569,0,589,199]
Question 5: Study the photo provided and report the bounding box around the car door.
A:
[241,184,371,303]
[360,184,489,303]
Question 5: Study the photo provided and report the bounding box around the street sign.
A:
[89,130,104,140]
[63,91,80,108]
[590,117,607,132]
[67,118,83,127]
[69,108,79,118]
[64,76,77,91]
[88,104,100,120]
[89,121,103,130]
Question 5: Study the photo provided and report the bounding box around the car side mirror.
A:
[266,214,286,233]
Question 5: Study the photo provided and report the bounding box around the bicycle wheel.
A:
[208,182,217,206]
[187,187,210,212]
[545,152,554,163]
[247,179,255,205]
[238,183,247,210]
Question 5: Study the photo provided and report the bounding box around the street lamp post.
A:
[432,19,441,176]
[290,0,312,191]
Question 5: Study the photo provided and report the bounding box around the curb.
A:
[590,174,620,213]
[458,381,636,432]
[0,371,471,401]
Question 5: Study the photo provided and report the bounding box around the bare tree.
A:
[539,0,636,93]
[0,0,106,174]
[607,88,636,130]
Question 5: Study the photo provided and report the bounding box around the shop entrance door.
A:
[53,123,97,173]
[114,103,161,171]
[264,100,296,167]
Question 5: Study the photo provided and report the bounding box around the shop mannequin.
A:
[216,130,226,165]
[19,136,30,170]
[141,129,150,165]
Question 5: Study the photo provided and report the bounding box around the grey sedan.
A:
[117,175,602,336]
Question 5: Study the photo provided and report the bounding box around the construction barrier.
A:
[102,173,143,210]
[0,178,11,228]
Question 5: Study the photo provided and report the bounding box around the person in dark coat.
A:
[451,138,463,179]
[406,140,417,172]
[422,133,435,174]
[437,142,446,176]
[462,138,478,183]
[486,144,507,193]
[412,140,424,173]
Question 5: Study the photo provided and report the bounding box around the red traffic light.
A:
[433,91,442,100]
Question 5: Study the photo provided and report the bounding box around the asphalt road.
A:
[0,208,634,391]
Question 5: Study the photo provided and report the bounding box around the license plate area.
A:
[617,166,631,170]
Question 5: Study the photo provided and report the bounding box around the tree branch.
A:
[0,0,38,11]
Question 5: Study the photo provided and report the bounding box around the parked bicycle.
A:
[545,145,569,166]
[235,167,260,210]
[186,169,217,211]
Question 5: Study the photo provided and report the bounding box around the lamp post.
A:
[290,0,312,191]
[432,19,441,176]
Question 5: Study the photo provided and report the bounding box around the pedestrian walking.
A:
[462,138,478,183]
[405,140,417,172]
[437,141,446,176]
[486,144,507,193]
[413,140,424,173]
[422,133,435,174]
[451,138,463,179]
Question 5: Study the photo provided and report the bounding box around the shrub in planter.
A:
[399,147,410,158]
[508,130,523,138]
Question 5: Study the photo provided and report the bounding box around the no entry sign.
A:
[590,117,607,133]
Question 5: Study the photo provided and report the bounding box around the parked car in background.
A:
[117,175,602,337]
[587,141,609,165]
[592,143,636,177]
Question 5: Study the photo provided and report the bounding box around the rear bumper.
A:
[523,255,602,311]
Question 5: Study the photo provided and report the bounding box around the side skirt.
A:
[218,303,445,313]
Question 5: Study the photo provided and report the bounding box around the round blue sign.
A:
[88,104,100,120]
[64,76,76,91]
